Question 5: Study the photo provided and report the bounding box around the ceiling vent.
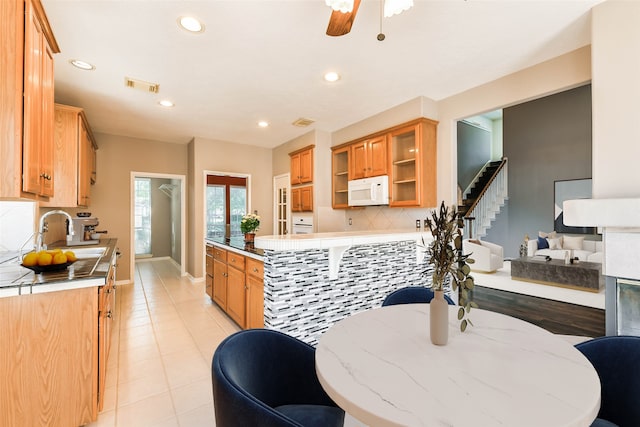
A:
[124,77,160,93]
[292,117,315,127]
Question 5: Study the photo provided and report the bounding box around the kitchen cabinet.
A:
[212,247,228,310]
[246,258,265,329]
[41,104,98,208]
[292,186,313,212]
[290,145,314,185]
[97,261,116,412]
[349,135,387,180]
[226,252,246,328]
[205,244,214,298]
[331,146,350,209]
[389,118,438,207]
[0,0,60,199]
[206,242,264,329]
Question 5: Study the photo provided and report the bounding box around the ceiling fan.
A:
[325,0,414,37]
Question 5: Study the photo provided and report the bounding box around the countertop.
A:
[205,236,264,260]
[0,238,118,298]
[254,229,432,251]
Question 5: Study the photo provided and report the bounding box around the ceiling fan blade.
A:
[326,0,361,37]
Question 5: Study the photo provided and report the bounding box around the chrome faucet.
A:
[36,210,74,252]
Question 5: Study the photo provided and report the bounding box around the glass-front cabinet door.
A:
[389,119,437,207]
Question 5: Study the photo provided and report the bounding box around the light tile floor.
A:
[87,258,240,427]
[87,257,600,426]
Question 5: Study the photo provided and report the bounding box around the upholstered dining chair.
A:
[212,329,345,427]
[382,286,456,307]
[575,335,640,427]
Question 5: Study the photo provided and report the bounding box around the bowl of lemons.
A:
[21,249,77,273]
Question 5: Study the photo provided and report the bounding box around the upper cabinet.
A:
[331,146,349,209]
[1,0,60,199]
[41,104,98,208]
[331,118,438,209]
[290,145,314,185]
[289,145,314,212]
[388,119,438,207]
[349,136,388,180]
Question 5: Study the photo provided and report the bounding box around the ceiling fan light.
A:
[383,0,414,18]
[325,0,354,13]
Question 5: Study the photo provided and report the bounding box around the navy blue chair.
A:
[382,286,456,307]
[575,336,640,427]
[212,329,345,427]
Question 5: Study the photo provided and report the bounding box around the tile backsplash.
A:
[343,206,435,231]
[0,200,37,252]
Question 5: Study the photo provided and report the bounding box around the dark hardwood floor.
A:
[472,285,605,337]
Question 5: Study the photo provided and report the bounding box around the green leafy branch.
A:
[424,201,478,332]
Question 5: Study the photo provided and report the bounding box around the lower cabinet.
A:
[97,264,116,412]
[207,242,264,329]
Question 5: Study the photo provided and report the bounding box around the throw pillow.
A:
[538,231,557,239]
[548,237,563,250]
[537,236,549,249]
[563,235,585,250]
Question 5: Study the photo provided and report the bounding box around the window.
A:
[206,175,247,238]
[134,177,152,255]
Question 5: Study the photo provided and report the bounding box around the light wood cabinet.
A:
[290,145,314,185]
[41,104,97,208]
[349,135,388,180]
[331,146,350,209]
[98,263,116,412]
[292,186,313,212]
[1,0,60,198]
[205,244,214,298]
[246,258,265,329]
[206,243,264,329]
[388,119,438,207]
[226,252,246,328]
[212,247,228,310]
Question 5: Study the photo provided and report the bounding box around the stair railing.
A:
[464,157,508,238]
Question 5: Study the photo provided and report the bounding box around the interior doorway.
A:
[273,173,290,235]
[130,172,186,280]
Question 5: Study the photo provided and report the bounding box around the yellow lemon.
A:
[22,252,38,266]
[37,252,53,266]
[64,251,77,262]
[52,252,68,265]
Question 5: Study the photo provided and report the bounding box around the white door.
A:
[273,174,290,235]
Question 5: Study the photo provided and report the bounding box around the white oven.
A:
[292,215,314,234]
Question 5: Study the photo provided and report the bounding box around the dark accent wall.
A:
[484,84,593,258]
[457,121,492,191]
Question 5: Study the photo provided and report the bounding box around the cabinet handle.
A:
[106,311,112,318]
[40,173,52,180]
[253,268,259,273]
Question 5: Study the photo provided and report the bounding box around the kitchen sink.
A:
[68,247,107,259]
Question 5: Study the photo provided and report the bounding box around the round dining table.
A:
[315,305,601,427]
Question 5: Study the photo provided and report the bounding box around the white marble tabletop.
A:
[316,305,601,427]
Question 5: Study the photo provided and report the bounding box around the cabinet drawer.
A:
[228,252,245,271]
[206,244,214,256]
[213,246,227,262]
[246,258,264,279]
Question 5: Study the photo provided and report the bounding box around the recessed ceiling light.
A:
[178,16,204,33]
[258,121,269,128]
[159,100,174,107]
[324,71,340,82]
[69,59,95,71]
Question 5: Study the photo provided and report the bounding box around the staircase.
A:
[459,158,508,238]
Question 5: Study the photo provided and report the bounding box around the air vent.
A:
[292,117,315,127]
[124,77,160,93]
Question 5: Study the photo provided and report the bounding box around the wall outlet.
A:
[348,218,352,226]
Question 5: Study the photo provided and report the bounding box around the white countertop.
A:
[316,305,600,427]
[255,229,431,251]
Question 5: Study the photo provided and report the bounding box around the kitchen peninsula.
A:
[255,230,433,345]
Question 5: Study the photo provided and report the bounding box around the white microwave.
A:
[348,176,390,206]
